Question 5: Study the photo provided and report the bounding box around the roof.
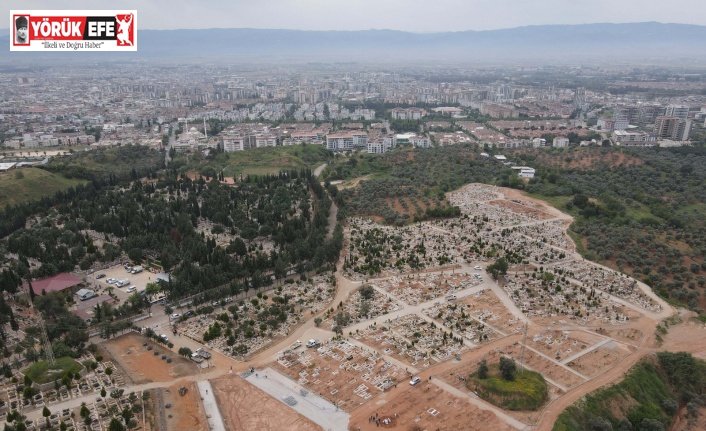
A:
[23,273,84,294]
[76,288,94,296]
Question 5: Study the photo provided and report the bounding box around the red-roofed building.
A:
[23,273,84,295]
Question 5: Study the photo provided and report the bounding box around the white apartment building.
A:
[409,135,430,148]
[553,137,570,148]
[665,104,689,119]
[326,132,367,151]
[254,134,277,148]
[612,130,654,146]
[366,135,397,154]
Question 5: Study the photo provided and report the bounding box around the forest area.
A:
[514,146,706,310]
[0,145,343,363]
[554,352,706,431]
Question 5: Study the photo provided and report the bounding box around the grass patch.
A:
[526,193,573,211]
[0,168,87,208]
[23,357,84,384]
[467,363,548,411]
[175,144,331,178]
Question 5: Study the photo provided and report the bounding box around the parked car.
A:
[159,334,169,342]
[306,339,320,348]
[126,286,137,293]
[184,310,195,317]
[474,266,482,270]
[196,348,211,359]
[106,278,117,284]
[170,313,181,320]
[96,274,106,279]
[292,340,302,349]
[409,377,421,386]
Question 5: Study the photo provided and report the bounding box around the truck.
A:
[130,266,144,274]
[190,353,204,363]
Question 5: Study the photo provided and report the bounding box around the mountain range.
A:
[2,22,705,63]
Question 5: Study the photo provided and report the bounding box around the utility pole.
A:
[518,321,528,373]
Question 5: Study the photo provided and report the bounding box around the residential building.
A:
[612,130,655,146]
[409,135,430,148]
[664,104,689,120]
[366,134,396,154]
[326,132,367,151]
[553,137,570,148]
[654,116,691,141]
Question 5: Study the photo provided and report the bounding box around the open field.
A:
[176,144,331,178]
[0,167,86,207]
[348,380,516,431]
[212,374,323,431]
[100,332,197,384]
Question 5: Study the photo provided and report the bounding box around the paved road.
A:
[245,367,349,431]
[197,381,226,431]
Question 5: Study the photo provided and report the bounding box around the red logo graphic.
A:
[115,13,134,46]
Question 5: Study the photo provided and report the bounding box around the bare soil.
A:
[211,374,322,431]
[348,381,515,431]
[163,382,209,431]
[101,332,197,384]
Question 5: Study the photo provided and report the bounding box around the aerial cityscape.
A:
[2,2,706,431]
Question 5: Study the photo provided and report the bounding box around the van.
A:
[306,339,320,348]
[116,279,130,287]
[76,289,96,301]
[130,266,143,274]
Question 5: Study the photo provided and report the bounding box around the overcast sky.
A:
[6,0,706,32]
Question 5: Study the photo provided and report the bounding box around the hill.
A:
[0,168,87,208]
[2,22,706,63]
[554,352,706,431]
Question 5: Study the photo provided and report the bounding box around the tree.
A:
[178,347,193,358]
[28,280,36,303]
[101,387,107,398]
[108,418,126,431]
[499,357,516,381]
[80,403,90,419]
[42,406,51,418]
[487,257,508,280]
[477,360,489,379]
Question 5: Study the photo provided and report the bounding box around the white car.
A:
[106,278,117,284]
[126,286,137,293]
[409,377,421,386]
[170,313,181,320]
[474,266,482,270]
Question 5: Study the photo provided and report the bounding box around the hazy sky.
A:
[6,0,706,32]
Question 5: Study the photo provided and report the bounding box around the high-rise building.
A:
[664,105,689,119]
[654,116,691,141]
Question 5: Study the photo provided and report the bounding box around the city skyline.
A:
[4,0,706,32]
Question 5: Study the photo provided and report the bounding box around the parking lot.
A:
[88,263,162,304]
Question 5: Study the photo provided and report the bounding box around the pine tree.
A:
[28,280,36,303]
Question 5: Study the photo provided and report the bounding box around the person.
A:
[15,16,29,45]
